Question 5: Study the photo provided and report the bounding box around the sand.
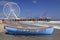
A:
[0,29,60,40]
[0,23,60,40]
[0,21,60,40]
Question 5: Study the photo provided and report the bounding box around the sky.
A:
[0,0,60,19]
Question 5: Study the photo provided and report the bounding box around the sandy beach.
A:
[0,24,60,40]
[0,29,60,40]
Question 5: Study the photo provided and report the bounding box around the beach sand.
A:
[0,24,60,40]
[0,29,60,40]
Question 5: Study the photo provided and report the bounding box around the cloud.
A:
[32,0,37,4]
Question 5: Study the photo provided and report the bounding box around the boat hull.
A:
[4,26,54,35]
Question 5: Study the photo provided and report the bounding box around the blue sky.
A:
[0,0,60,19]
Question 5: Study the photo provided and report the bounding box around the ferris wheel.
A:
[3,2,20,19]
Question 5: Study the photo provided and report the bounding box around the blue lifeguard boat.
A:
[4,26,54,35]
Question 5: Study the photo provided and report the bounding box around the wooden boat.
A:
[4,26,54,35]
